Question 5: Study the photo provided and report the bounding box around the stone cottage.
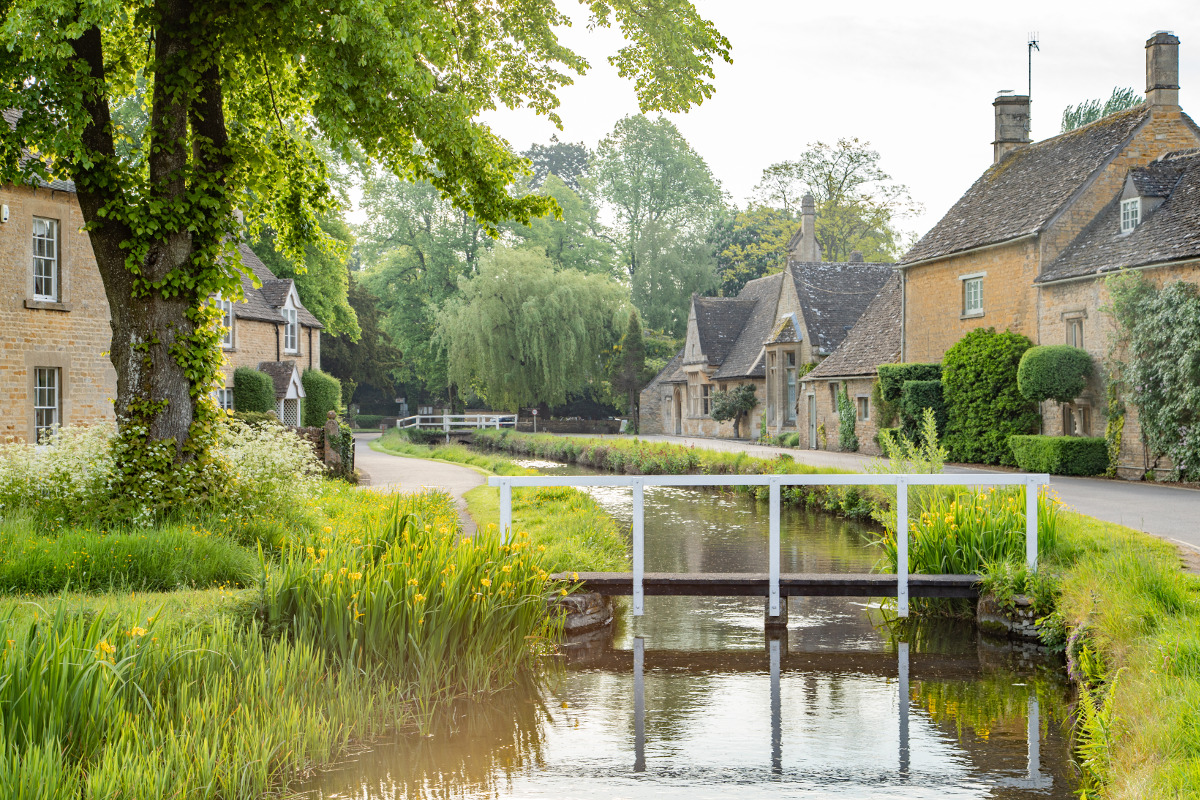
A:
[896,31,1200,476]
[0,164,323,441]
[640,200,891,438]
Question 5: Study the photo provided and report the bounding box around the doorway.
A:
[674,389,683,435]
[807,394,817,448]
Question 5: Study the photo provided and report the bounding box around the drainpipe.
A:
[899,270,907,363]
[307,327,313,370]
[275,323,281,361]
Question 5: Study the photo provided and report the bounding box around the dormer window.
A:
[283,306,298,353]
[1120,197,1140,233]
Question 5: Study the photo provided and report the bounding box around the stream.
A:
[299,458,1077,799]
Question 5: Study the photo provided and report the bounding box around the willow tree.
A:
[0,0,729,475]
[437,248,629,410]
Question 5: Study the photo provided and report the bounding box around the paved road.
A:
[634,434,1200,554]
[354,434,484,534]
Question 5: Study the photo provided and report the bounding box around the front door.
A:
[807,394,817,448]
[674,389,683,435]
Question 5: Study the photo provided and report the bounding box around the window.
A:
[215,295,234,348]
[1066,318,1084,349]
[767,351,778,425]
[700,384,712,416]
[857,396,870,421]
[34,367,59,442]
[829,382,839,409]
[785,352,797,424]
[962,277,983,315]
[214,387,234,411]
[1120,197,1140,233]
[32,217,59,301]
[283,307,298,353]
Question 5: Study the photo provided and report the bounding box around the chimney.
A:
[993,94,1031,164]
[1146,31,1180,108]
[849,250,863,263]
[795,193,821,262]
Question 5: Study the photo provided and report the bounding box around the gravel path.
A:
[353,434,484,534]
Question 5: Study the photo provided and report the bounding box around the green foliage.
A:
[710,204,795,296]
[710,383,758,437]
[609,311,647,421]
[322,273,404,405]
[522,137,590,192]
[899,379,946,438]
[1009,435,1109,476]
[942,328,1040,466]
[233,367,275,414]
[229,411,281,427]
[752,139,921,262]
[870,378,898,429]
[1104,381,1125,478]
[870,408,947,477]
[301,369,342,427]
[1106,273,1200,480]
[1061,87,1143,132]
[510,174,615,275]
[437,247,629,410]
[877,362,942,404]
[978,560,1062,619]
[354,414,386,430]
[837,386,858,451]
[1017,345,1092,403]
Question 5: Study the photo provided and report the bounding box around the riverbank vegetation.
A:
[0,424,565,798]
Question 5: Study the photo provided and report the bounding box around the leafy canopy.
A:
[1061,87,1143,133]
[1017,345,1092,404]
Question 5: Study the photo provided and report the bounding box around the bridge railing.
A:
[487,472,1050,618]
[396,414,518,431]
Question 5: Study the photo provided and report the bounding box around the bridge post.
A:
[632,479,645,616]
[1026,477,1039,572]
[898,641,910,777]
[499,481,512,543]
[768,479,781,618]
[897,477,909,618]
[770,635,782,775]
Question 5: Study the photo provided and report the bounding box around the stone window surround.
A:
[23,197,74,313]
[959,270,986,319]
[1062,308,1087,348]
[856,394,870,421]
[25,351,72,444]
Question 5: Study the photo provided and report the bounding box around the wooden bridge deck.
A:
[553,572,981,599]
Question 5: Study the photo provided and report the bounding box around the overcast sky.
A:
[475,1,1199,241]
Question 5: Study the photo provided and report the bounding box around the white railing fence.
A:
[397,414,517,432]
[487,472,1049,618]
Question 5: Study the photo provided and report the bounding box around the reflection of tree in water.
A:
[913,668,1068,740]
[302,675,551,800]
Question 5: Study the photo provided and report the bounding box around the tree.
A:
[710,383,757,438]
[510,174,616,275]
[752,139,919,262]
[0,0,730,471]
[630,222,717,335]
[522,137,591,192]
[437,247,629,410]
[321,273,404,407]
[1061,87,1143,133]
[710,204,795,296]
[609,310,646,428]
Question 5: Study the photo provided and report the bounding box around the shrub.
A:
[899,379,946,438]
[301,369,342,427]
[354,414,385,429]
[1017,345,1092,403]
[1009,435,1108,476]
[942,328,1040,466]
[230,410,281,427]
[877,363,942,404]
[233,367,275,413]
[710,383,757,438]
[837,386,858,451]
[779,432,800,448]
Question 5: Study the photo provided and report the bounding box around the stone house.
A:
[896,31,1200,476]
[801,273,902,455]
[0,169,322,441]
[641,201,891,438]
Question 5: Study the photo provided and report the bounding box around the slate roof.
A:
[1038,149,1200,283]
[233,244,323,329]
[806,273,902,379]
[1131,161,1183,197]
[690,297,757,366]
[900,105,1157,265]
[258,361,300,399]
[789,260,892,356]
[710,272,785,380]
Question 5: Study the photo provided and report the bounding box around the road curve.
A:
[353,433,484,534]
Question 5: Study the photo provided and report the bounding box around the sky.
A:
[470,0,1200,242]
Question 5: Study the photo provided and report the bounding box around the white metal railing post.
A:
[632,479,645,616]
[1026,477,1039,572]
[896,477,909,618]
[499,481,512,543]
[769,478,781,617]
[898,641,910,776]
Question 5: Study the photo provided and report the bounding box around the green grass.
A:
[373,431,532,476]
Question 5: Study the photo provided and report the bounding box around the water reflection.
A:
[299,460,1076,799]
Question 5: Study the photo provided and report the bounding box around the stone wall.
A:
[798,375,883,456]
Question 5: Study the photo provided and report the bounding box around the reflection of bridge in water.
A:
[623,636,1054,791]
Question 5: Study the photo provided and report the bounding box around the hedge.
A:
[354,414,385,429]
[899,379,946,438]
[877,363,942,404]
[233,367,275,413]
[1017,345,1092,403]
[1008,435,1108,476]
[942,328,1040,466]
[302,369,342,427]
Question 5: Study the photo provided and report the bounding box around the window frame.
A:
[700,383,712,416]
[1120,197,1140,234]
[962,276,983,316]
[856,395,870,422]
[33,367,60,443]
[215,295,235,349]
[283,306,299,353]
[214,387,234,411]
[1066,317,1084,349]
[32,216,60,302]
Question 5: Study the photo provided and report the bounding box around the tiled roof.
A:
[900,105,1155,265]
[806,273,902,379]
[691,297,757,366]
[789,260,892,356]
[710,272,784,380]
[258,361,299,399]
[1131,161,1184,197]
[1038,149,1200,283]
[233,244,323,329]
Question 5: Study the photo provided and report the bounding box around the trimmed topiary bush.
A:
[1017,345,1092,403]
[899,379,946,438]
[943,328,1040,466]
[302,369,342,427]
[233,367,275,413]
[1009,435,1108,476]
[877,363,942,404]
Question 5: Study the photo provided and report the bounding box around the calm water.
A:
[299,459,1077,799]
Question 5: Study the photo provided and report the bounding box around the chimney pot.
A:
[993,94,1031,164]
[1146,31,1180,108]
[849,250,863,263]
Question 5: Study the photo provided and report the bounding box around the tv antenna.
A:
[1028,32,1040,98]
